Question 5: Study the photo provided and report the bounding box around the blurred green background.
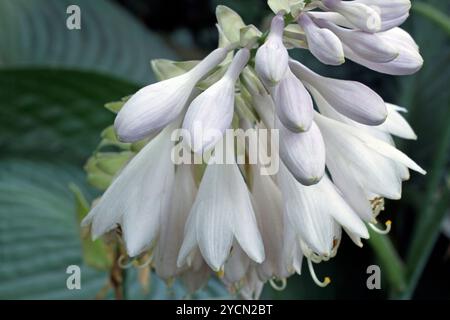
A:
[0,0,448,300]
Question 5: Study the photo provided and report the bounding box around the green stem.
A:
[368,230,407,295]
[401,101,450,298]
[417,112,450,225]
[412,2,450,36]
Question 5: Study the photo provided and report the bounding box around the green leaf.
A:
[0,69,139,164]
[216,5,246,44]
[0,160,107,299]
[240,25,263,48]
[267,0,291,14]
[151,59,198,81]
[0,0,177,84]
[104,98,130,114]
[85,152,134,191]
[412,2,450,36]
[368,230,407,294]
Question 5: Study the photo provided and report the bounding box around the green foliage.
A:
[394,0,450,299]
[0,0,177,84]
[0,160,107,299]
[0,69,138,163]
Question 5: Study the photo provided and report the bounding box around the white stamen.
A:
[269,278,287,291]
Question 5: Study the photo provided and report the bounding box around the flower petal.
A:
[252,166,285,281]
[344,27,423,75]
[115,48,227,142]
[154,164,197,279]
[82,127,175,257]
[278,119,326,186]
[271,68,314,132]
[356,0,411,30]
[178,152,264,271]
[298,13,345,66]
[322,0,382,33]
[317,18,399,63]
[183,49,250,153]
[290,60,387,125]
[255,15,289,85]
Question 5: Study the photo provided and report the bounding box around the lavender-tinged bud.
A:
[255,14,289,86]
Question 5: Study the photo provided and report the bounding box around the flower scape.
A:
[81,0,425,299]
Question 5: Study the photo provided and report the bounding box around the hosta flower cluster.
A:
[82,0,425,298]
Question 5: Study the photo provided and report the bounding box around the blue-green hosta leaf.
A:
[0,160,107,299]
[0,69,138,163]
[0,0,177,84]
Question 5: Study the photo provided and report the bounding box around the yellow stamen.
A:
[307,258,331,288]
[369,220,392,235]
[217,267,225,278]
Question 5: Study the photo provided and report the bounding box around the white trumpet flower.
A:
[251,164,286,281]
[315,113,426,221]
[223,243,251,284]
[281,216,304,277]
[236,267,265,300]
[177,147,265,272]
[278,164,369,257]
[311,87,416,220]
[381,103,417,140]
[82,126,176,257]
[183,48,250,153]
[255,14,289,86]
[153,164,197,280]
[115,48,228,142]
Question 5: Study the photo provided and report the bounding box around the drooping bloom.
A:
[177,146,265,272]
[182,48,250,153]
[82,0,425,299]
[82,125,176,257]
[115,48,228,142]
